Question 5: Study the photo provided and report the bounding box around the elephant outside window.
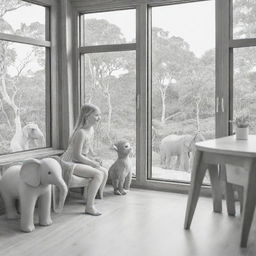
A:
[159,133,205,172]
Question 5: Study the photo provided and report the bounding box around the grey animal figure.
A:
[109,140,133,195]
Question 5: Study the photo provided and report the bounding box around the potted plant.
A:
[233,112,250,140]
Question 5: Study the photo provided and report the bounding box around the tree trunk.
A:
[195,96,201,131]
[160,87,166,125]
[0,42,22,149]
[87,56,96,103]
[99,76,113,143]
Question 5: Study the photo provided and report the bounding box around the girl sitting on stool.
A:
[61,103,108,216]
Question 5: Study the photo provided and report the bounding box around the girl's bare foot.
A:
[85,207,102,216]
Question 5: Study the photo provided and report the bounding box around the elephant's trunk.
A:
[38,133,46,147]
[53,179,68,213]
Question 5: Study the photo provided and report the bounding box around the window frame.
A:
[0,0,61,158]
[72,0,215,195]
[141,0,216,192]
[229,0,256,133]
[78,8,137,106]
[78,8,138,175]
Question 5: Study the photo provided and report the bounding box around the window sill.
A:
[0,148,64,167]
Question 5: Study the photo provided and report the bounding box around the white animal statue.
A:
[109,140,133,195]
[159,133,205,172]
[10,122,45,152]
[0,158,68,232]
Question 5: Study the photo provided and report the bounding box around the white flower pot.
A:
[236,127,249,140]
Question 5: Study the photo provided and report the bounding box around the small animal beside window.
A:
[109,140,133,195]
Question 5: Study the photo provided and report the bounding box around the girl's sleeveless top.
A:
[59,128,94,186]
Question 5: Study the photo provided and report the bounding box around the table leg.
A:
[220,165,236,216]
[235,185,243,214]
[208,164,222,213]
[184,150,206,229]
[240,159,256,248]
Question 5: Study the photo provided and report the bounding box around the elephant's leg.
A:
[166,155,172,169]
[183,153,190,172]
[118,178,126,195]
[38,188,53,226]
[179,154,185,171]
[160,153,166,168]
[175,155,181,170]
[179,152,189,172]
[123,172,132,191]
[1,193,19,219]
[20,193,37,232]
[189,152,195,172]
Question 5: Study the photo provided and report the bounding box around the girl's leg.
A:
[97,167,108,199]
[73,164,103,216]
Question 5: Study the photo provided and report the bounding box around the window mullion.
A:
[216,0,230,137]
[134,3,148,185]
[80,43,136,54]
[230,38,256,48]
[0,32,50,47]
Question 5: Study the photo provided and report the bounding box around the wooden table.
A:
[184,135,256,247]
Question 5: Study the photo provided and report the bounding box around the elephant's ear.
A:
[196,132,205,142]
[183,135,193,149]
[20,159,41,187]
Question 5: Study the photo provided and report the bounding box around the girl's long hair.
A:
[69,103,99,142]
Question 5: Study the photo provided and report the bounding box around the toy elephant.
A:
[0,158,68,232]
[159,133,205,171]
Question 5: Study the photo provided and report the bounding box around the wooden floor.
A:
[0,186,256,256]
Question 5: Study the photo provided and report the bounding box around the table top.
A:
[196,135,256,157]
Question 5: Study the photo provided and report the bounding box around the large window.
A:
[150,1,215,183]
[232,0,256,134]
[76,0,255,191]
[80,10,136,174]
[0,0,50,154]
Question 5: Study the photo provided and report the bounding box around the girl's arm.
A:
[72,130,100,168]
[88,145,96,157]
[88,128,97,157]
[87,129,103,165]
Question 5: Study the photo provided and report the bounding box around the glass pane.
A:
[233,47,256,134]
[81,9,136,46]
[233,0,256,39]
[0,41,47,154]
[151,1,215,183]
[0,1,46,40]
[82,51,136,175]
